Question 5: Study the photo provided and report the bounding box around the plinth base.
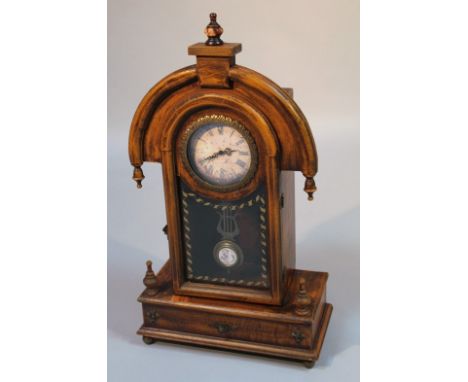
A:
[137,261,332,367]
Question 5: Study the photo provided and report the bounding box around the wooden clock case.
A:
[128,16,332,367]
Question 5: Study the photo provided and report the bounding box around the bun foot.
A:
[304,361,315,369]
[142,336,156,345]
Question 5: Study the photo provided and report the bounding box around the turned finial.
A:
[303,176,316,201]
[132,166,145,189]
[143,260,158,296]
[204,12,223,46]
[146,260,153,272]
[295,277,312,316]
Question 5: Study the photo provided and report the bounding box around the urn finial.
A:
[204,12,224,46]
[294,277,312,316]
[143,260,158,296]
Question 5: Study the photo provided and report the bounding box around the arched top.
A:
[129,64,318,199]
[128,65,198,168]
[159,94,278,157]
[229,65,317,177]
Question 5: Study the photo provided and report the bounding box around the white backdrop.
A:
[108,0,359,381]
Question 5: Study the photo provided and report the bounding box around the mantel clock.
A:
[129,13,332,368]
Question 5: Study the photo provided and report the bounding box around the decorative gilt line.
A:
[182,192,266,211]
[182,192,194,281]
[259,205,269,285]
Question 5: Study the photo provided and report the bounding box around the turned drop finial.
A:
[143,260,158,296]
[204,12,224,46]
[303,176,316,201]
[295,277,312,316]
[132,166,145,189]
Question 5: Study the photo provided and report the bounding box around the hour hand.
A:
[202,148,236,163]
[201,150,223,163]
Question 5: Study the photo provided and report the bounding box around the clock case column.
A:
[157,43,301,306]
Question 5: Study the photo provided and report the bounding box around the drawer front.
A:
[142,304,312,349]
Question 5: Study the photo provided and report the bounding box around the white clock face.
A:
[187,121,254,187]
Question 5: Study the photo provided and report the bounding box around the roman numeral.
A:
[236,159,246,168]
[204,165,213,175]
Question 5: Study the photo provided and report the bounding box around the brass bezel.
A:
[180,114,258,193]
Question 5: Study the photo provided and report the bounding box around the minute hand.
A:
[202,148,237,163]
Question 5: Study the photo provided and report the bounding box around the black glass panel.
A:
[180,181,269,289]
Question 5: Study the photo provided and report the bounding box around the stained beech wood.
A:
[128,66,317,181]
[280,171,296,288]
[188,42,242,57]
[137,260,332,366]
[128,44,319,303]
[129,30,331,366]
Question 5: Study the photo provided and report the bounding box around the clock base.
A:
[137,260,332,367]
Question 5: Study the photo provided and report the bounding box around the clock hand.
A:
[223,148,237,156]
[202,148,237,163]
[201,149,224,163]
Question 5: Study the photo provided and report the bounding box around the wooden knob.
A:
[204,12,224,46]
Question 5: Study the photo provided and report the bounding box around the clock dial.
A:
[213,239,244,269]
[186,118,255,187]
[218,247,238,267]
